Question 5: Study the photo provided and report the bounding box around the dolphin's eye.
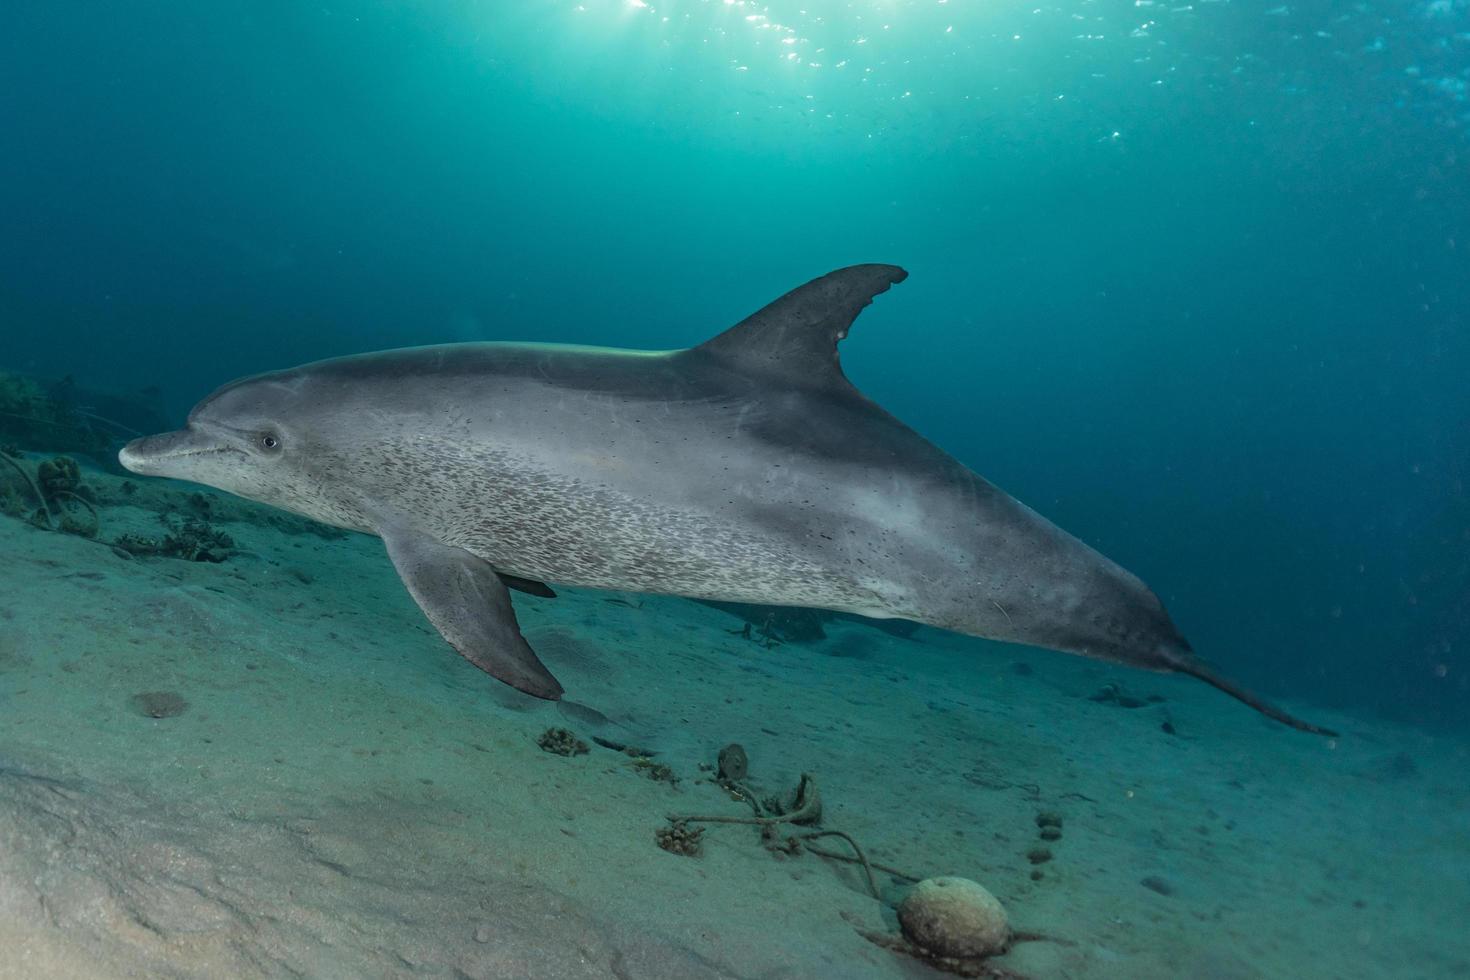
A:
[258,432,281,451]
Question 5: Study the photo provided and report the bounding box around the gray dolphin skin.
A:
[120,265,1334,736]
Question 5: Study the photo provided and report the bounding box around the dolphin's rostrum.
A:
[120,265,1335,736]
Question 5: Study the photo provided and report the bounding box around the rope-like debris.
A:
[666,772,919,900]
[52,489,100,537]
[0,452,53,528]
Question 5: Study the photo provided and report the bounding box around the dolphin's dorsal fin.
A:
[692,264,907,390]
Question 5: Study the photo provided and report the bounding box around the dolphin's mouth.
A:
[119,427,238,475]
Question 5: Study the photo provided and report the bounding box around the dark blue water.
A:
[3,0,1467,729]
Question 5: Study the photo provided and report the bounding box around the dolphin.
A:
[120,265,1333,736]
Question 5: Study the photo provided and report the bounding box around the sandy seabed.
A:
[1,458,1466,980]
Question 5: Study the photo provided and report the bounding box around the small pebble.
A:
[1027,847,1053,865]
[1039,826,1062,841]
[1035,811,1063,830]
[473,924,492,943]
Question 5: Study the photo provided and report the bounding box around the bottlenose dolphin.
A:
[120,266,1333,735]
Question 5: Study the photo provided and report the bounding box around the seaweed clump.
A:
[536,727,589,756]
[113,515,234,563]
[655,820,705,857]
[39,455,99,537]
[37,455,81,498]
[630,754,679,786]
[0,453,99,536]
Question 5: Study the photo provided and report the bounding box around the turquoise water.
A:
[0,4,1467,976]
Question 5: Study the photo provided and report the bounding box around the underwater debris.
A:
[536,727,588,756]
[0,452,99,536]
[716,742,748,782]
[759,772,824,827]
[901,877,1010,959]
[160,516,235,562]
[112,515,234,563]
[861,876,1040,979]
[40,456,99,537]
[37,455,80,499]
[655,820,705,857]
[585,731,635,752]
[667,761,919,900]
[57,497,100,538]
[0,452,53,527]
[630,755,678,786]
[131,690,188,718]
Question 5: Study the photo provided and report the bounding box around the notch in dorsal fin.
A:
[692,264,907,390]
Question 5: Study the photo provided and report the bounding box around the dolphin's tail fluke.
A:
[1170,658,1339,737]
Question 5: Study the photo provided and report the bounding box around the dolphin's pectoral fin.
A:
[497,573,557,599]
[381,527,565,700]
[690,264,908,391]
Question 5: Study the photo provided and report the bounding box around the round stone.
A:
[897,876,1010,959]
